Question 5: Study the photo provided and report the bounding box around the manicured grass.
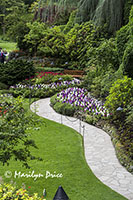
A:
[0,100,127,200]
[0,39,17,52]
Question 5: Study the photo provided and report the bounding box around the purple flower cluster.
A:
[56,87,110,117]
[10,79,81,90]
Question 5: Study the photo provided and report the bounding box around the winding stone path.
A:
[31,98,133,200]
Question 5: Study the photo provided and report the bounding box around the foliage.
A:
[76,0,126,33]
[0,60,35,86]
[105,76,133,113]
[122,41,133,78]
[86,38,119,74]
[124,0,132,24]
[0,96,42,168]
[0,183,46,200]
[34,0,77,25]
[85,114,97,125]
[0,0,26,36]
[87,70,124,99]
[65,22,106,69]
[0,82,8,90]
[63,10,77,33]
[116,24,130,63]
[116,6,133,77]
[38,26,66,58]
[23,21,48,55]
[53,101,76,116]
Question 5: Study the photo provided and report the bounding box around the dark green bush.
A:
[0,82,8,90]
[116,24,130,63]
[51,95,76,116]
[53,102,76,116]
[0,60,35,86]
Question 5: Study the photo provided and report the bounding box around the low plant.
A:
[0,183,46,200]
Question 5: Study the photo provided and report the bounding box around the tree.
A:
[0,96,42,168]
[0,0,26,36]
[76,0,126,33]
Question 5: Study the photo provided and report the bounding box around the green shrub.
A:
[105,76,133,113]
[0,82,8,90]
[122,41,133,78]
[50,94,57,106]
[0,60,35,86]
[116,24,130,63]
[53,102,76,116]
[85,115,94,125]
[90,76,102,98]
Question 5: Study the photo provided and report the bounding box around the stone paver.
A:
[31,98,133,200]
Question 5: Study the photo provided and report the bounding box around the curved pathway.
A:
[31,98,133,200]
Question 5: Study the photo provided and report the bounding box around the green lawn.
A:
[0,100,127,200]
[0,38,17,52]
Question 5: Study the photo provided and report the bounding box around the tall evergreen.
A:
[35,0,130,32]
[76,0,125,33]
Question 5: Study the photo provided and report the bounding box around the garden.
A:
[0,0,133,199]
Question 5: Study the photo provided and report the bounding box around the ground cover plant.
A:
[0,99,126,200]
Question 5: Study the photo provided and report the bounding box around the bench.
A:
[63,70,85,78]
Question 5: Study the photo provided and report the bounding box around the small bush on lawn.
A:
[0,183,46,200]
[0,60,35,86]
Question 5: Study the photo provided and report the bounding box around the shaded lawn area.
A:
[0,100,127,200]
[0,39,17,52]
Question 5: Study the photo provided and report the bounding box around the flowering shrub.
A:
[0,183,46,200]
[53,87,110,117]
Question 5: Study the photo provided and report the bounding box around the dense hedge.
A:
[0,60,35,86]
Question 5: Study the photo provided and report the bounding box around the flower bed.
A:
[53,87,110,117]
[9,80,81,98]
[26,71,63,81]
[0,183,46,200]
